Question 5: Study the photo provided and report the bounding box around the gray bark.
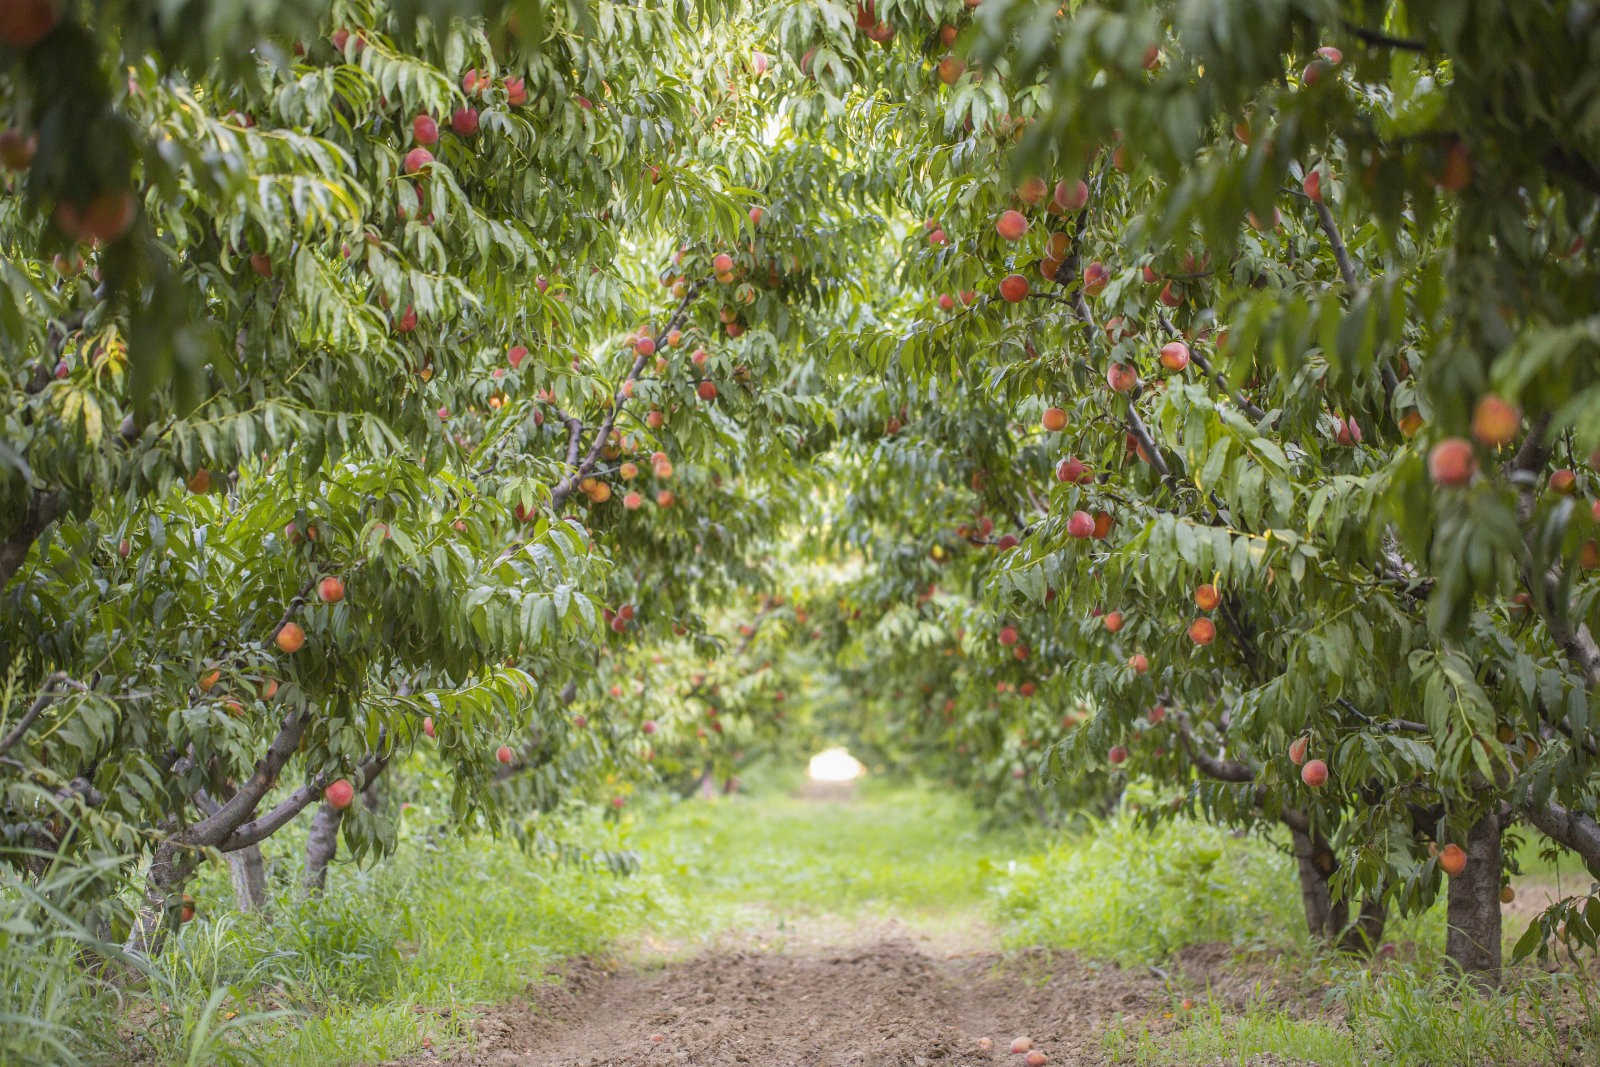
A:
[227,844,268,912]
[1290,825,1348,940]
[1445,811,1502,988]
[302,802,343,896]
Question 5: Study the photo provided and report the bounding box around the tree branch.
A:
[1339,21,1427,53]
[0,490,63,590]
[1521,795,1600,880]
[1311,197,1399,408]
[550,282,704,509]
[1174,712,1256,782]
[1157,311,1266,421]
[0,672,71,757]
[1070,293,1175,483]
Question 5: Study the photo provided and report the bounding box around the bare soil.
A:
[392,916,1315,1067]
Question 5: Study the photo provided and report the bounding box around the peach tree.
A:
[0,0,845,945]
[763,0,1600,986]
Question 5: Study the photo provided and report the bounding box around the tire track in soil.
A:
[399,921,1204,1067]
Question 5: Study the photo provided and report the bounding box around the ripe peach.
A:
[198,669,221,693]
[1550,469,1577,495]
[1128,653,1148,673]
[996,209,1028,241]
[180,893,195,923]
[1427,438,1477,487]
[647,409,665,429]
[403,147,434,174]
[1000,274,1029,302]
[937,55,966,84]
[1068,510,1095,539]
[508,345,528,368]
[938,293,956,311]
[697,381,718,400]
[999,626,1019,646]
[1470,395,1519,446]
[1102,611,1124,633]
[1194,584,1219,611]
[1398,411,1424,438]
[325,779,355,809]
[1436,141,1471,192]
[1188,618,1215,645]
[1054,179,1089,212]
[1093,511,1113,539]
[928,227,947,246]
[505,77,527,106]
[656,490,675,507]
[1082,260,1109,296]
[1159,341,1190,371]
[274,622,306,653]
[495,745,514,764]
[1300,758,1328,787]
[1056,456,1090,483]
[1106,363,1137,393]
[1302,169,1322,202]
[1438,843,1467,876]
[423,716,435,737]
[636,336,656,357]
[1336,415,1362,446]
[1042,407,1068,432]
[318,576,345,604]
[0,0,59,47]
[451,107,479,135]
[1500,885,1515,904]
[1288,736,1309,765]
[412,114,438,145]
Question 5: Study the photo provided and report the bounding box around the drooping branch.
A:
[1174,712,1256,782]
[1522,795,1600,880]
[0,672,72,757]
[1069,292,1175,484]
[1156,311,1266,421]
[1339,21,1427,53]
[1311,196,1399,408]
[1511,415,1600,691]
[550,281,704,509]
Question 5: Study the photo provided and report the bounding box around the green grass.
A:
[989,814,1306,964]
[7,778,1599,1065]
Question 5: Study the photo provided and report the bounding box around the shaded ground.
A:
[393,916,1314,1067]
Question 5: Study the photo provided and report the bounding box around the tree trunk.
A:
[1446,811,1502,988]
[1289,825,1349,940]
[302,802,343,896]
[226,843,268,912]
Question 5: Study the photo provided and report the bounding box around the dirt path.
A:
[398,916,1273,1067]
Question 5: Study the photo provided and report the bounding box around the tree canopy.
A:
[3,0,1598,986]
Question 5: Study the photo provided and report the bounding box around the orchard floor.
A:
[355,779,1596,1067]
[428,918,1202,1067]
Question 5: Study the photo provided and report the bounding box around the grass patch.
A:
[990,813,1306,964]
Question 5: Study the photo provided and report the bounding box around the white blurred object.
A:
[807,746,864,782]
